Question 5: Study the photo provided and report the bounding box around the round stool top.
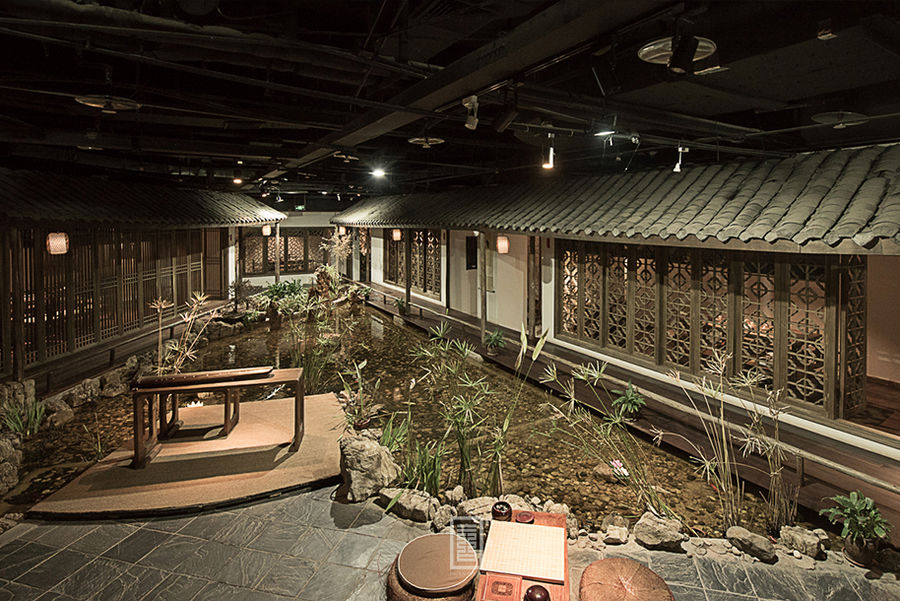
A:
[397,533,479,595]
[580,557,674,601]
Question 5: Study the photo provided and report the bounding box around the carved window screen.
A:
[843,255,867,415]
[699,251,729,374]
[633,247,657,359]
[384,228,441,297]
[606,245,628,350]
[559,241,579,336]
[787,260,826,407]
[583,245,604,343]
[665,249,692,369]
[741,258,776,389]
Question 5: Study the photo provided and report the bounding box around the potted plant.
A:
[611,381,645,420]
[819,490,891,566]
[483,328,506,356]
[394,297,409,316]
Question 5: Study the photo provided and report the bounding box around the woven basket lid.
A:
[397,533,479,595]
[580,557,674,601]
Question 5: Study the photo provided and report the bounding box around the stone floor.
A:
[0,484,897,601]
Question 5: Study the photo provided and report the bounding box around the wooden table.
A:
[130,367,304,468]
[476,510,570,601]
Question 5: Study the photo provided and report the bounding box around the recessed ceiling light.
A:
[637,37,717,65]
[371,168,386,177]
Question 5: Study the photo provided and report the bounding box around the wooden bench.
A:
[129,366,304,468]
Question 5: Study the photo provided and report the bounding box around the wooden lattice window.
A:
[358,227,370,281]
[633,247,658,358]
[741,258,776,389]
[606,245,628,350]
[559,241,579,336]
[243,235,265,275]
[285,235,305,272]
[843,255,867,415]
[699,251,729,374]
[241,228,326,276]
[787,260,826,407]
[665,249,692,369]
[384,228,441,297]
[583,245,604,343]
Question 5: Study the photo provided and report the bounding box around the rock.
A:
[378,488,439,522]
[544,501,569,515]
[70,378,101,407]
[46,405,74,428]
[125,355,139,376]
[359,428,382,441]
[444,485,465,505]
[811,528,830,549]
[588,532,599,542]
[100,368,130,398]
[23,379,35,406]
[530,496,541,507]
[499,494,532,511]
[592,463,616,483]
[603,526,629,545]
[0,461,18,497]
[457,496,498,520]
[792,550,803,559]
[726,526,777,564]
[633,512,687,552]
[432,504,457,531]
[338,436,401,502]
[578,528,588,538]
[0,516,19,535]
[566,514,580,540]
[780,525,826,560]
[601,513,630,532]
[731,547,743,556]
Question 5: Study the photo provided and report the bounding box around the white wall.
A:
[489,234,528,330]
[449,229,479,316]
[541,236,555,339]
[867,254,900,383]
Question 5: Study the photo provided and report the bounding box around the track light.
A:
[232,168,243,185]
[542,133,555,170]
[669,33,700,75]
[462,95,479,130]
[673,145,688,173]
[593,114,617,137]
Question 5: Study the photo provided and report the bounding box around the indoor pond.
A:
[3,302,831,541]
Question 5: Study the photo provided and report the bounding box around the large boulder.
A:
[633,512,687,552]
[457,496,498,520]
[70,378,101,408]
[0,433,22,497]
[601,513,630,544]
[100,367,130,398]
[44,396,74,428]
[780,525,826,560]
[378,488,439,522]
[444,485,465,506]
[339,436,401,502]
[727,526,777,564]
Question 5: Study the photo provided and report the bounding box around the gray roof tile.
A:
[334,144,900,249]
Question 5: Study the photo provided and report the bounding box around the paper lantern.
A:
[338,226,347,236]
[46,232,69,255]
[392,228,402,241]
[261,224,272,236]
[496,235,510,254]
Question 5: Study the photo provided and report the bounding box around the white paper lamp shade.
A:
[46,232,69,255]
[392,228,402,241]
[496,235,510,254]
[261,224,272,236]
[338,226,346,236]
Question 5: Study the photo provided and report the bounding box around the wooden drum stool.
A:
[579,558,674,601]
[387,533,479,601]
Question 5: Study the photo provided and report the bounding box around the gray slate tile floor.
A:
[0,484,897,601]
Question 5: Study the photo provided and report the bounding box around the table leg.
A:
[289,372,305,452]
[223,389,233,435]
[132,394,144,468]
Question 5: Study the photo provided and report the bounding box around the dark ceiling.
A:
[1,0,900,211]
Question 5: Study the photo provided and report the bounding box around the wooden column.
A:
[479,231,487,343]
[115,230,125,336]
[65,236,76,351]
[404,229,412,308]
[92,229,102,344]
[34,228,47,362]
[11,228,25,381]
[444,229,451,310]
[824,256,839,419]
[274,223,281,284]
[1,228,11,375]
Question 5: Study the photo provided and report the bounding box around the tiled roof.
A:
[0,168,285,228]
[334,144,900,249]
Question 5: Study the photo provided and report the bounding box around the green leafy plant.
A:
[403,438,446,498]
[229,278,255,311]
[483,328,506,353]
[338,360,384,430]
[394,297,409,316]
[380,410,411,453]
[612,381,645,418]
[151,293,217,375]
[2,399,45,436]
[820,490,891,543]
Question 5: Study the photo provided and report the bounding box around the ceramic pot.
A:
[842,535,878,567]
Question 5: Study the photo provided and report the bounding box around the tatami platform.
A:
[28,393,346,518]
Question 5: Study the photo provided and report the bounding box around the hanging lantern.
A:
[338,226,347,236]
[496,235,510,254]
[262,224,272,236]
[46,232,69,255]
[392,228,402,241]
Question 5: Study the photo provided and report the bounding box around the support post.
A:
[444,229,451,310]
[11,228,25,381]
[404,229,412,308]
[479,231,487,344]
[274,223,281,284]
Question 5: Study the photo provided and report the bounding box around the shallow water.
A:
[189,306,777,536]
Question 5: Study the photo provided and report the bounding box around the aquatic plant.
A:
[229,278,255,312]
[380,410,411,453]
[338,360,384,430]
[540,360,675,520]
[1,398,45,436]
[321,228,352,265]
[442,373,490,497]
[611,381,645,419]
[403,438,446,498]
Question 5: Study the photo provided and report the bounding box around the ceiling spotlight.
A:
[232,168,243,185]
[673,145,688,173]
[542,133,555,170]
[408,136,445,149]
[462,95,479,130]
[371,168,386,178]
[593,114,618,137]
[333,152,359,163]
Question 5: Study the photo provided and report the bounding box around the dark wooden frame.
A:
[239,227,329,278]
[383,228,442,299]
